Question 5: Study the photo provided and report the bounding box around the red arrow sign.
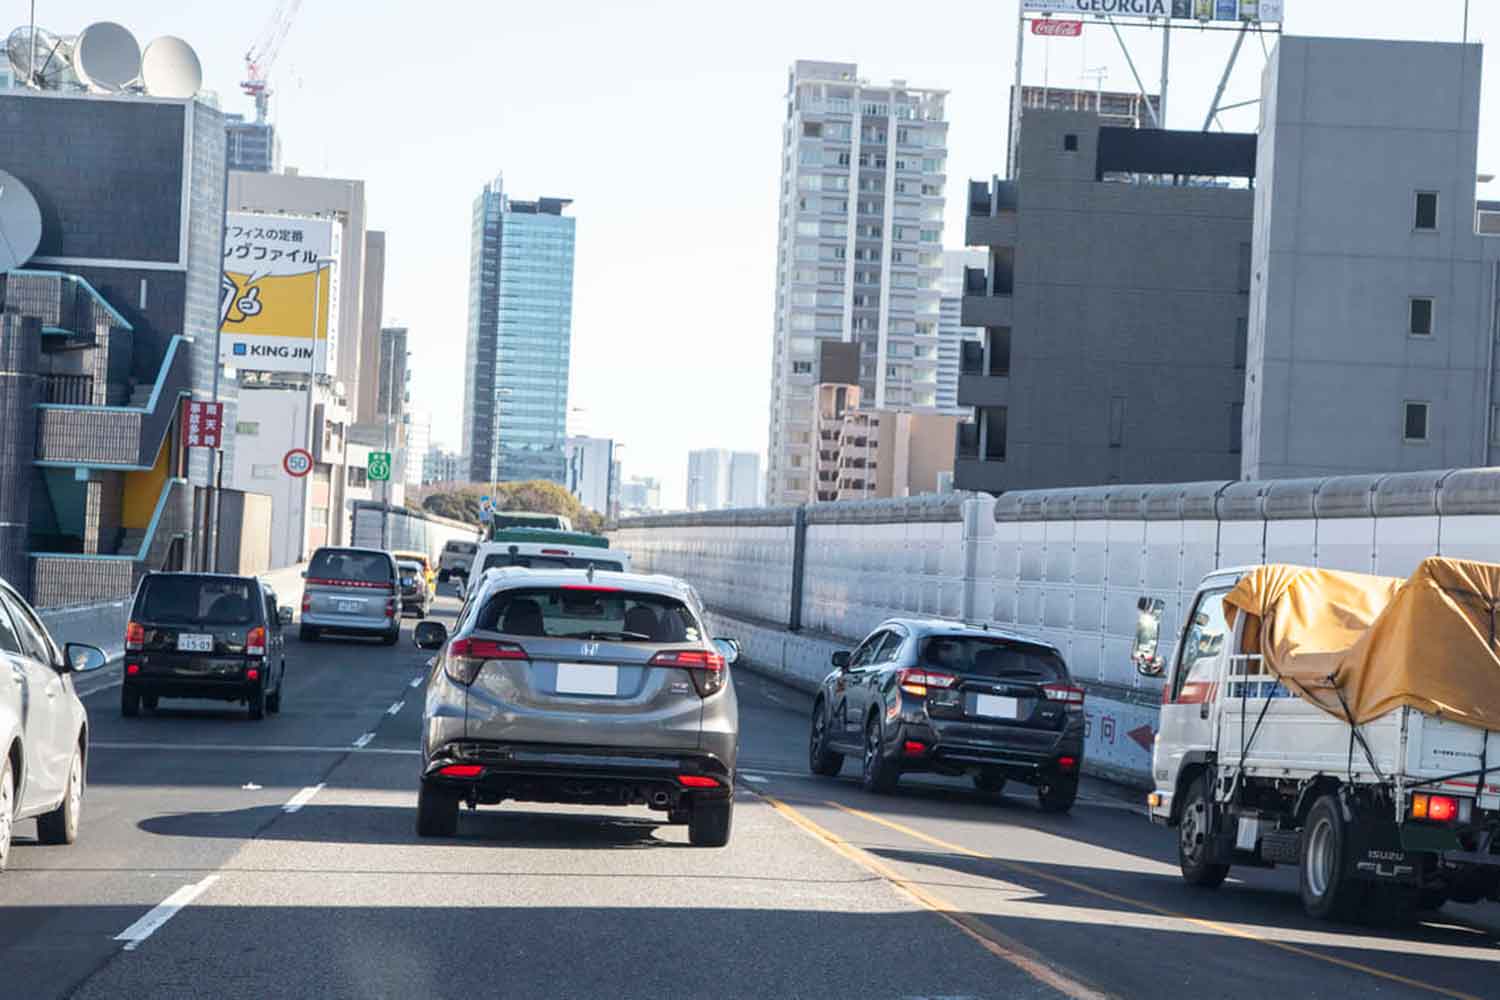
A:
[1127,724,1155,753]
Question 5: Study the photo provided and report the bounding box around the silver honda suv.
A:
[414,568,741,846]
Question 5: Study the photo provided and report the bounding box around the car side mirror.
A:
[300,570,308,579]
[831,650,851,670]
[1134,597,1166,678]
[413,620,448,650]
[278,606,295,627]
[63,642,107,674]
[712,637,741,665]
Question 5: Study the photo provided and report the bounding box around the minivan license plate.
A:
[974,694,1019,719]
[177,633,213,653]
[337,599,363,613]
[556,662,618,696]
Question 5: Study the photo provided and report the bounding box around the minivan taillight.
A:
[444,637,528,686]
[1043,683,1086,712]
[896,668,957,697]
[301,592,311,613]
[125,620,144,651]
[649,649,726,697]
[246,626,266,657]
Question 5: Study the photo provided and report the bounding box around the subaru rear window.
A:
[138,576,258,625]
[476,587,701,643]
[921,636,1068,684]
[309,550,393,583]
[481,554,624,573]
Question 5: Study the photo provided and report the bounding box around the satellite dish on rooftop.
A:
[6,25,77,88]
[72,21,140,93]
[140,36,201,98]
[0,171,44,273]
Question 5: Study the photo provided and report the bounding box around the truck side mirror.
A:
[1133,597,1166,678]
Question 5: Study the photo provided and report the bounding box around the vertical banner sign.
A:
[220,212,342,375]
[182,400,224,448]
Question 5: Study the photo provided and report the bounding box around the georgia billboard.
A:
[1022,0,1283,21]
[219,213,341,375]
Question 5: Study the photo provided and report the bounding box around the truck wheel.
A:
[808,700,844,777]
[1300,794,1366,920]
[1178,775,1230,888]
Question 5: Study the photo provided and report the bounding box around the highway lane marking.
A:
[114,874,220,952]
[409,675,423,688]
[386,700,405,716]
[90,740,417,755]
[741,774,769,784]
[759,793,1111,1000]
[828,801,1484,1000]
[282,783,325,813]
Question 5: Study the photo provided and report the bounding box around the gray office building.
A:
[462,174,577,485]
[225,113,281,173]
[956,109,1255,493]
[1243,37,1500,477]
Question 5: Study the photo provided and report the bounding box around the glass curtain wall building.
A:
[462,174,576,485]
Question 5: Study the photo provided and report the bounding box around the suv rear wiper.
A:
[561,630,652,642]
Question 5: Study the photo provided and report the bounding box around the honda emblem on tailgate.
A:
[582,642,600,657]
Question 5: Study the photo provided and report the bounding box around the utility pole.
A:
[381,331,395,550]
[299,257,324,561]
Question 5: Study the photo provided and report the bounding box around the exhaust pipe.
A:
[651,791,671,807]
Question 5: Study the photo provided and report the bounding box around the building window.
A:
[1234,318,1248,369]
[348,466,368,487]
[802,121,823,138]
[792,361,812,375]
[982,406,1007,461]
[987,327,1011,375]
[1230,402,1243,454]
[310,507,329,528]
[1409,297,1434,337]
[1404,401,1430,442]
[1415,191,1439,231]
[1108,396,1126,448]
[236,421,259,435]
[1063,133,1079,152]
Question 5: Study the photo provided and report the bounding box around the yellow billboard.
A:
[219,213,341,374]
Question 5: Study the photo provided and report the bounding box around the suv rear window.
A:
[922,636,1068,684]
[137,576,259,625]
[481,554,624,574]
[476,587,701,643]
[309,550,393,583]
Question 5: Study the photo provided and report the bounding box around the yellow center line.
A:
[760,794,1114,1000]
[827,800,1483,1000]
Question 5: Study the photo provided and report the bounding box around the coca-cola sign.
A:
[1032,19,1084,36]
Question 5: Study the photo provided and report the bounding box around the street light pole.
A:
[298,257,326,562]
[381,334,396,551]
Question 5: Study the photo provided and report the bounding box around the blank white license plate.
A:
[176,633,213,652]
[974,694,1019,719]
[555,662,618,696]
[337,599,363,613]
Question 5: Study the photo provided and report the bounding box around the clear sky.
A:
[36,1,1499,506]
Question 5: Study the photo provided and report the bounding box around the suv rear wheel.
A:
[861,716,898,794]
[416,782,459,837]
[688,796,733,847]
[247,683,266,721]
[1037,777,1078,814]
[974,772,1007,797]
[121,686,140,718]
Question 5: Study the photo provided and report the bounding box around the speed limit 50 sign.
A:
[283,448,313,478]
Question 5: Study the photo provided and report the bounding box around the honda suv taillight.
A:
[896,668,957,697]
[125,620,144,651]
[649,649,726,697]
[444,637,528,686]
[1042,683,1086,712]
[246,626,266,658]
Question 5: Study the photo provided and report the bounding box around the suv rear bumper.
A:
[423,740,734,808]
[124,673,262,702]
[895,722,1082,784]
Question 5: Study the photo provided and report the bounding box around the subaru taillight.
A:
[125,621,144,651]
[246,626,266,657]
[650,649,726,697]
[1042,683,1086,712]
[444,637,528,686]
[897,668,957,698]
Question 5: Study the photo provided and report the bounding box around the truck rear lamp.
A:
[246,626,266,657]
[897,668,957,697]
[1411,793,1467,824]
[1148,792,1163,809]
[649,649,726,697]
[1042,684,1086,711]
[444,637,528,686]
[125,621,144,651]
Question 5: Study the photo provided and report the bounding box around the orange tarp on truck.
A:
[1223,558,1500,729]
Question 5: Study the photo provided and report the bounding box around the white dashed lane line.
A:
[409,675,423,688]
[282,783,325,813]
[352,732,375,749]
[386,700,405,716]
[114,875,220,952]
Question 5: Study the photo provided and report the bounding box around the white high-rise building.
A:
[688,449,760,510]
[938,249,986,412]
[564,435,616,516]
[766,60,949,505]
[404,411,431,487]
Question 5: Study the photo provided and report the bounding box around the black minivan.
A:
[124,573,291,720]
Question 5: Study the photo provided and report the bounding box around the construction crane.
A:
[240,0,304,124]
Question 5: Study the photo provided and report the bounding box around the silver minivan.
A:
[300,547,400,645]
[414,568,741,846]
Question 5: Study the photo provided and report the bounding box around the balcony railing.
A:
[2,270,134,345]
[35,335,192,468]
[42,373,94,405]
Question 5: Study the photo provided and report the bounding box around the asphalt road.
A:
[5,585,1500,1000]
